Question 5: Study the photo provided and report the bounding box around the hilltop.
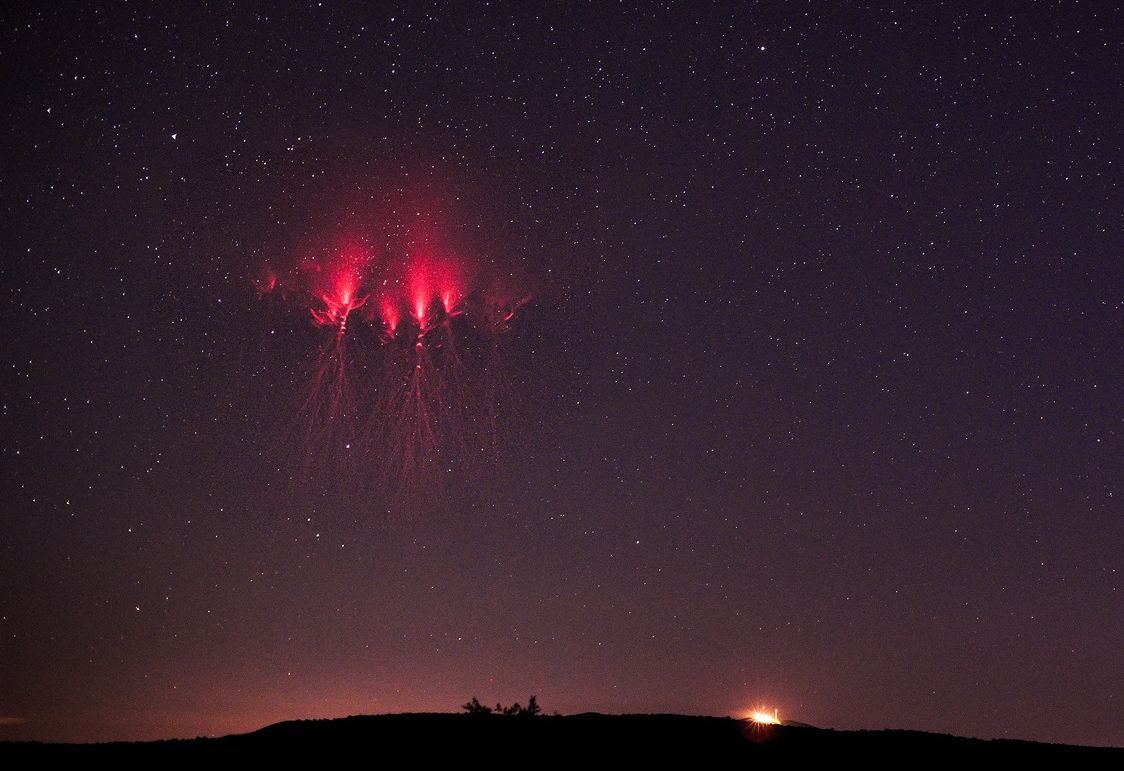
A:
[2,712,1120,764]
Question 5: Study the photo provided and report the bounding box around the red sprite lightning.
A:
[257,239,528,500]
[307,251,371,338]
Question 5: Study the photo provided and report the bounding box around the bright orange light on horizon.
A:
[748,707,780,725]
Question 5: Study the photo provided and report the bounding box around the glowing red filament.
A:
[311,281,368,336]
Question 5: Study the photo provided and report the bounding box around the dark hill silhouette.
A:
[1,713,1119,764]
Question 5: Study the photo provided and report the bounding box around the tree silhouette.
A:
[461,697,492,715]
[463,696,544,717]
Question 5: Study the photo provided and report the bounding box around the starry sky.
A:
[2,1,1121,747]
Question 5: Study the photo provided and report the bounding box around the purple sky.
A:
[2,2,1120,746]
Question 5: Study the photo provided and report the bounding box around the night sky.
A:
[2,2,1121,747]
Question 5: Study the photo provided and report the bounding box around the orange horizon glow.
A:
[747,707,780,725]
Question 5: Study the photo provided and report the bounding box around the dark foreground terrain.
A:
[2,713,1119,765]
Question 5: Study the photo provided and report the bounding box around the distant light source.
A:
[749,708,780,725]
